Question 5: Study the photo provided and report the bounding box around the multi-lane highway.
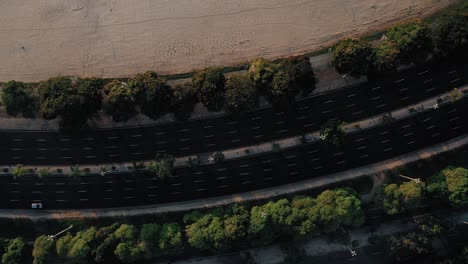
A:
[1,96,465,209]
[0,62,466,165]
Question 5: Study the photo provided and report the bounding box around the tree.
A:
[389,232,431,260]
[171,82,197,121]
[331,38,373,75]
[38,77,103,130]
[12,164,27,180]
[224,204,250,243]
[320,120,346,145]
[192,68,226,111]
[248,199,292,245]
[139,223,161,254]
[1,80,35,117]
[114,224,138,243]
[33,235,55,264]
[159,223,183,254]
[2,237,25,264]
[434,14,468,59]
[248,58,278,90]
[382,184,404,215]
[114,242,143,263]
[147,155,175,180]
[399,181,424,209]
[386,20,432,62]
[309,188,364,233]
[373,40,400,72]
[104,80,136,122]
[426,172,449,200]
[441,167,468,207]
[128,71,174,119]
[269,71,298,102]
[186,214,227,251]
[286,196,318,237]
[225,75,256,112]
[279,56,315,95]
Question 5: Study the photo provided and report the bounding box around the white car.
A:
[31,202,43,209]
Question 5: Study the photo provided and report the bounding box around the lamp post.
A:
[48,225,73,240]
[399,174,422,184]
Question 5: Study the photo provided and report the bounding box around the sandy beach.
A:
[0,0,454,82]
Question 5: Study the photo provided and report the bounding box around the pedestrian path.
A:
[0,132,466,221]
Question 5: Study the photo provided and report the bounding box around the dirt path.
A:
[0,0,455,82]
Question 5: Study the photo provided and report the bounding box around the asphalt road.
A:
[1,96,466,209]
[0,62,466,165]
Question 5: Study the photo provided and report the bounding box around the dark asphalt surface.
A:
[1,96,466,209]
[0,62,466,165]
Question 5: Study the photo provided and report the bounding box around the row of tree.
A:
[331,11,468,75]
[30,188,363,264]
[0,55,314,130]
[375,166,468,215]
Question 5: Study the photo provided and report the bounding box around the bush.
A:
[127,71,173,119]
[225,75,256,112]
[386,20,432,62]
[147,155,175,180]
[104,80,136,122]
[192,68,226,111]
[320,120,346,145]
[171,82,197,121]
[1,81,35,117]
[331,38,373,75]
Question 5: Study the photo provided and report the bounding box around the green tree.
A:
[399,181,424,209]
[1,80,35,117]
[38,77,103,130]
[320,120,346,145]
[248,199,292,245]
[426,172,449,200]
[381,184,404,215]
[373,40,400,72]
[286,196,318,237]
[147,155,175,180]
[32,235,55,264]
[224,204,250,243]
[128,71,174,119]
[104,80,136,122]
[192,68,226,111]
[441,167,468,207]
[139,223,161,253]
[279,56,315,95]
[269,71,298,102]
[2,237,25,264]
[309,188,364,233]
[114,242,143,263]
[248,58,278,90]
[389,232,432,260]
[225,75,256,112]
[171,82,197,121]
[331,38,373,75]
[159,223,183,254]
[434,14,468,59]
[386,20,432,62]
[186,214,227,251]
[114,224,138,243]
[12,164,27,180]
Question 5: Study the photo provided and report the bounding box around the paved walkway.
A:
[0,132,467,221]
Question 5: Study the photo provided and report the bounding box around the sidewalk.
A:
[0,133,466,221]
[0,54,366,130]
[4,85,465,176]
